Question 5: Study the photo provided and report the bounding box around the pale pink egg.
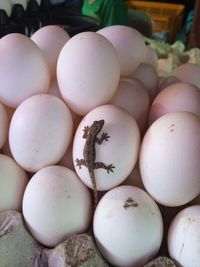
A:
[149,82,200,125]
[31,25,70,79]
[23,166,92,247]
[9,94,73,172]
[140,112,200,207]
[172,63,200,88]
[0,102,8,149]
[0,33,50,108]
[133,63,158,101]
[142,46,158,69]
[98,25,145,77]
[73,105,140,191]
[110,78,149,132]
[0,154,28,212]
[57,32,120,115]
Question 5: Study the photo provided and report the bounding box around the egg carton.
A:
[0,0,99,38]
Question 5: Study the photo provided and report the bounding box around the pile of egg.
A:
[0,24,200,267]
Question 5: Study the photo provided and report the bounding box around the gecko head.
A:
[93,120,105,133]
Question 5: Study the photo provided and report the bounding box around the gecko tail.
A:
[89,170,99,212]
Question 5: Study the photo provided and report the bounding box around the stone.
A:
[44,233,109,267]
[144,257,177,267]
[0,210,46,267]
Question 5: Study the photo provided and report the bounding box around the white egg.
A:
[110,78,149,132]
[73,105,140,191]
[31,25,70,79]
[93,185,163,267]
[23,166,92,247]
[9,94,73,172]
[0,154,28,212]
[0,33,50,108]
[140,112,200,207]
[168,205,200,267]
[98,25,145,77]
[0,102,8,149]
[57,31,120,115]
[172,63,200,88]
[133,63,158,101]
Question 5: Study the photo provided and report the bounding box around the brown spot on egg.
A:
[123,197,138,210]
[169,124,175,132]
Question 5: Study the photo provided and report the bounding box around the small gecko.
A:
[75,120,115,209]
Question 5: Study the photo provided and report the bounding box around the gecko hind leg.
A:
[94,162,115,173]
[75,158,86,169]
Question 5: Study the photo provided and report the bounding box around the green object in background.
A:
[82,0,128,27]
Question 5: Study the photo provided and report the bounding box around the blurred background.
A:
[0,0,199,50]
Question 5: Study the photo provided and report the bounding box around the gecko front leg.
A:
[83,126,90,138]
[75,158,86,169]
[95,132,110,144]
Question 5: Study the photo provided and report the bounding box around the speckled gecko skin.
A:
[75,120,115,208]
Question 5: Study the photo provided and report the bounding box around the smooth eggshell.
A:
[149,82,200,125]
[0,102,8,149]
[98,25,145,77]
[133,63,158,101]
[0,33,50,108]
[168,205,200,267]
[93,185,163,267]
[110,78,149,133]
[172,63,200,88]
[140,112,200,207]
[57,32,120,115]
[9,94,73,172]
[0,154,28,212]
[73,105,140,191]
[23,166,92,247]
[31,25,70,79]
